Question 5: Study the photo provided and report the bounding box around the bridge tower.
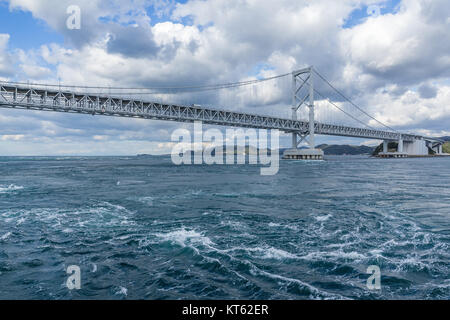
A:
[282,67,324,160]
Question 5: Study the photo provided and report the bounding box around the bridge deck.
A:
[0,84,422,141]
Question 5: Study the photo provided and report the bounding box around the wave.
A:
[213,193,239,198]
[0,232,12,241]
[0,184,24,193]
[220,220,248,231]
[301,250,367,262]
[114,286,128,297]
[148,229,341,298]
[135,196,154,206]
[243,246,298,260]
[150,227,298,262]
[314,214,333,222]
[249,266,347,300]
[268,222,299,231]
[153,228,214,249]
[0,202,136,233]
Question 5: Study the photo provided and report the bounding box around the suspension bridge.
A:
[0,66,444,159]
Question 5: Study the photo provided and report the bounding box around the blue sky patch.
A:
[145,0,191,26]
[0,2,63,50]
[343,0,402,29]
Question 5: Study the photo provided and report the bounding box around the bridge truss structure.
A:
[0,82,423,143]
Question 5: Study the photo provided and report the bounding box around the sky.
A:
[0,0,449,155]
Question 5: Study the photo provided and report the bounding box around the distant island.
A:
[315,144,374,155]
[278,144,374,155]
[440,136,450,153]
[138,138,450,158]
[139,144,376,157]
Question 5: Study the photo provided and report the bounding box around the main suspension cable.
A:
[313,68,398,133]
[313,89,379,131]
[0,73,290,92]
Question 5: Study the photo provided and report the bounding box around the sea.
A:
[0,155,448,299]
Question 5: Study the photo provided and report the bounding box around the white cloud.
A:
[0,34,14,77]
[20,64,52,78]
[1,134,25,141]
[340,0,450,89]
[368,83,450,130]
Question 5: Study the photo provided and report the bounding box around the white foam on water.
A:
[136,196,154,206]
[394,256,430,272]
[249,264,346,300]
[197,246,339,299]
[326,241,359,249]
[176,241,348,299]
[381,238,419,250]
[0,184,24,193]
[116,234,134,241]
[221,246,298,261]
[257,247,298,260]
[268,222,299,231]
[90,202,136,227]
[218,220,255,238]
[268,222,281,227]
[190,190,203,196]
[202,210,223,216]
[433,279,450,289]
[328,250,367,260]
[154,228,214,249]
[0,232,12,241]
[101,201,129,212]
[16,217,26,225]
[1,202,136,233]
[220,220,248,231]
[115,286,128,297]
[314,214,333,222]
[369,249,383,255]
[3,217,16,223]
[370,233,448,273]
[301,250,367,262]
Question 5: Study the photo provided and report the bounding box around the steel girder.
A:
[0,84,419,141]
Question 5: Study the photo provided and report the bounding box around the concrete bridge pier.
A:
[432,142,443,154]
[378,136,407,158]
[398,137,403,153]
[282,67,324,160]
[379,137,446,157]
[383,140,388,153]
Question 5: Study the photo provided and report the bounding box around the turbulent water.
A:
[0,155,449,300]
